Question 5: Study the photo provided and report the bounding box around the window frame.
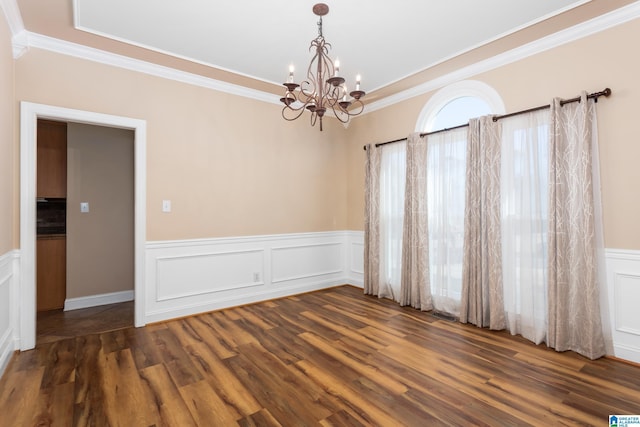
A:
[415,80,506,132]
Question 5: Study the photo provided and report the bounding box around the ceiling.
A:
[68,0,590,95]
[15,0,637,102]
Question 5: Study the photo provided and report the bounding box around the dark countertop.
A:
[37,234,66,239]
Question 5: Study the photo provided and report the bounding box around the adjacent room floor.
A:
[36,300,134,345]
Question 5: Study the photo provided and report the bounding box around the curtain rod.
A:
[363,88,611,151]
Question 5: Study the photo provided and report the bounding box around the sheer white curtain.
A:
[378,142,407,300]
[426,128,467,316]
[500,110,549,344]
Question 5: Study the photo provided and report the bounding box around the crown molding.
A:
[7,2,640,110]
[0,0,28,58]
[364,1,640,114]
[11,29,27,58]
[0,0,24,35]
[22,32,282,106]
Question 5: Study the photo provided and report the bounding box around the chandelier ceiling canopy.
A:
[280,3,365,131]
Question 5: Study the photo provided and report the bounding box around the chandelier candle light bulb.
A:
[288,65,295,83]
[280,3,366,131]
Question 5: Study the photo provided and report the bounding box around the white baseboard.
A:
[64,289,134,311]
[145,279,346,324]
[613,343,640,365]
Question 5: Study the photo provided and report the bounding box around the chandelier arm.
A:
[328,97,365,122]
[342,99,364,116]
[299,80,317,100]
[284,80,324,112]
[282,105,309,122]
[330,107,350,124]
[348,99,365,116]
[324,94,341,110]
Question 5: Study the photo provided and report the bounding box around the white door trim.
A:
[19,102,147,350]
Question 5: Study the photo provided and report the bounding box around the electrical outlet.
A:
[253,272,260,282]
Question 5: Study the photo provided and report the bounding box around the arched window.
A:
[415,81,504,314]
[416,80,505,132]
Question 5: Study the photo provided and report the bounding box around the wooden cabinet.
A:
[37,236,66,311]
[37,119,67,198]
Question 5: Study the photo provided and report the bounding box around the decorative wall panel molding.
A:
[347,231,364,287]
[145,231,363,324]
[0,250,18,378]
[605,249,640,364]
[271,242,343,284]
[156,249,264,300]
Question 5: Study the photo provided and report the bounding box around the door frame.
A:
[20,102,147,350]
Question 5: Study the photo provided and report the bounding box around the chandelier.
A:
[280,3,365,131]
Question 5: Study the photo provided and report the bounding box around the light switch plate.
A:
[162,200,171,213]
[80,202,89,213]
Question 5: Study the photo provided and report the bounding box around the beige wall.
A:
[11,12,640,251]
[15,49,349,243]
[348,18,640,251]
[66,123,134,298]
[0,12,13,255]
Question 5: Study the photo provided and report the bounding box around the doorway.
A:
[36,119,136,344]
[20,102,147,351]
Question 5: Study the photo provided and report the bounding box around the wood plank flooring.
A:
[37,301,134,345]
[1,285,639,426]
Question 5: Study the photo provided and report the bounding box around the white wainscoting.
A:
[0,250,19,378]
[605,249,640,364]
[346,231,364,287]
[145,231,364,324]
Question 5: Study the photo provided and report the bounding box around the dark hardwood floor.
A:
[2,285,639,426]
[37,301,134,345]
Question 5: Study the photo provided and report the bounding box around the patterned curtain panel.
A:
[364,144,381,296]
[400,133,432,310]
[547,93,605,360]
[460,117,506,330]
